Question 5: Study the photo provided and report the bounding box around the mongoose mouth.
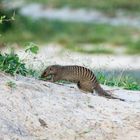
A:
[40,74,52,81]
[45,74,52,80]
[41,71,50,78]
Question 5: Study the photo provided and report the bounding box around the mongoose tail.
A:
[95,84,125,101]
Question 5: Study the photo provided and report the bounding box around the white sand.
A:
[0,73,140,140]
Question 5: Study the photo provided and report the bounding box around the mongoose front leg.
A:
[77,81,93,93]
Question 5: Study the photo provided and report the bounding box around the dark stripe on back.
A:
[83,67,87,77]
[92,75,97,85]
[85,68,88,78]
[81,66,83,77]
[74,66,77,76]
[78,66,81,79]
[88,70,92,79]
[78,66,80,78]
[86,69,91,79]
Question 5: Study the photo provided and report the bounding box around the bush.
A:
[0,52,27,76]
[0,44,39,76]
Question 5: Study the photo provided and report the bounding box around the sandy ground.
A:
[0,72,140,140]
[0,45,140,140]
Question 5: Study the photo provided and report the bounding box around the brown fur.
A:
[41,65,124,101]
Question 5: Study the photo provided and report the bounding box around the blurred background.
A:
[0,0,140,88]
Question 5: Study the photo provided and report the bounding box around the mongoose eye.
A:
[44,71,48,76]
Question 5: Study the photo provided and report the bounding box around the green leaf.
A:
[11,16,15,21]
[0,15,6,24]
[11,11,15,21]
[30,45,39,54]
[0,20,2,24]
[25,42,39,54]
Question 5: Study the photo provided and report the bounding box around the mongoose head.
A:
[41,65,62,78]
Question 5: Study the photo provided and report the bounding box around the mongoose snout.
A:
[41,65,62,78]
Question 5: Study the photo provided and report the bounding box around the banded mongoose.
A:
[41,65,124,101]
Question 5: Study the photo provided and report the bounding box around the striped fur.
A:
[41,65,124,101]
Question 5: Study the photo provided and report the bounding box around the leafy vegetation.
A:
[25,42,39,54]
[0,44,39,76]
[96,72,140,90]
[0,13,15,24]
[0,1,15,32]
[6,81,17,89]
[0,52,27,76]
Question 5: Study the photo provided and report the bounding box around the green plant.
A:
[6,81,17,88]
[0,44,39,76]
[25,42,39,54]
[0,13,15,24]
[0,11,15,32]
[0,52,28,76]
[96,72,140,90]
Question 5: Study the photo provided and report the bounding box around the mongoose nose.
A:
[40,71,45,78]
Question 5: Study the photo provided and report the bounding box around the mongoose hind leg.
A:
[77,81,93,93]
